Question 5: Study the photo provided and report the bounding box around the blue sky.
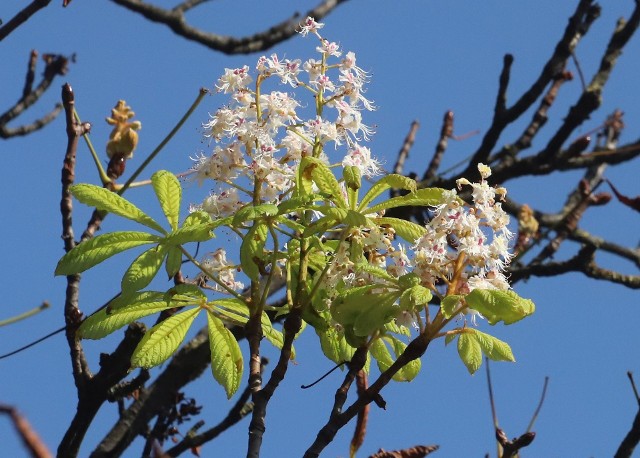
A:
[1,1,639,456]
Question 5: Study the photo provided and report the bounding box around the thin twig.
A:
[526,376,550,432]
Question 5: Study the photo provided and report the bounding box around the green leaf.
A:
[352,292,400,336]
[444,333,457,346]
[316,325,355,366]
[370,336,420,382]
[473,329,515,362]
[71,184,165,233]
[262,312,284,349]
[354,263,398,285]
[183,210,213,227]
[343,165,361,191]
[121,245,167,297]
[441,295,464,319]
[365,188,450,215]
[106,290,166,313]
[457,332,483,374]
[240,222,269,282]
[358,174,417,211]
[330,284,380,326]
[399,285,433,311]
[373,217,427,244]
[344,210,369,227]
[300,156,346,208]
[131,307,201,368]
[165,246,182,278]
[465,289,535,325]
[232,203,278,227]
[152,170,181,231]
[277,195,315,215]
[302,214,339,238]
[164,283,207,303]
[78,298,176,340]
[211,298,250,325]
[55,231,160,276]
[207,311,243,398]
[162,223,214,246]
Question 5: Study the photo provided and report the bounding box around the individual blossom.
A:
[216,66,252,93]
[342,144,381,178]
[386,245,411,278]
[200,187,244,218]
[317,39,342,58]
[298,16,324,38]
[190,142,247,185]
[199,249,245,293]
[259,91,301,129]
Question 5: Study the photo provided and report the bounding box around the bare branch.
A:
[1,52,69,139]
[615,372,640,458]
[109,0,349,54]
[392,120,419,178]
[466,0,600,169]
[422,112,453,183]
[0,404,52,458]
[540,1,640,161]
[0,0,51,41]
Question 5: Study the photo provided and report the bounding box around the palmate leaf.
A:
[55,231,160,276]
[472,329,515,362]
[121,245,168,297]
[207,311,243,399]
[71,184,165,233]
[316,325,356,367]
[162,223,214,246]
[457,332,483,374]
[465,289,535,325]
[106,291,166,312]
[78,298,177,340]
[152,170,181,231]
[358,174,417,211]
[131,307,201,369]
[370,335,421,382]
[365,188,450,215]
[211,298,250,325]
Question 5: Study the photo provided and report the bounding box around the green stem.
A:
[74,110,110,185]
[0,302,50,327]
[117,88,209,196]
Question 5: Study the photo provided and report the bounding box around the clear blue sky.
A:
[2,1,639,456]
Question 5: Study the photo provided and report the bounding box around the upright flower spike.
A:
[106,100,141,160]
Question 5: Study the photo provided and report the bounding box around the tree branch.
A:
[0,0,52,41]
[1,52,69,139]
[466,0,600,169]
[108,0,349,54]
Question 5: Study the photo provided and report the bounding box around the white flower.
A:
[199,249,245,293]
[216,66,252,93]
[342,144,381,177]
[201,188,244,217]
[298,17,324,37]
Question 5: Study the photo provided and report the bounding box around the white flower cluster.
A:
[319,164,513,327]
[413,164,512,293]
[190,17,379,219]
